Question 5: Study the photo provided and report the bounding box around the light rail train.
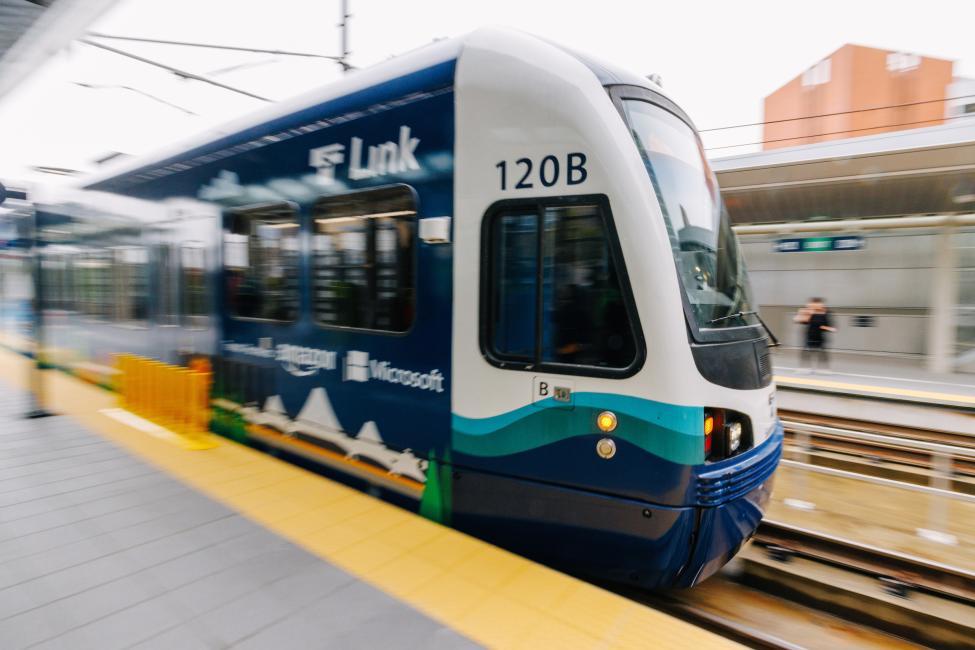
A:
[3,28,782,588]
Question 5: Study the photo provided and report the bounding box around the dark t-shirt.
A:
[806,311,832,346]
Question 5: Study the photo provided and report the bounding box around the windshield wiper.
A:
[708,310,780,347]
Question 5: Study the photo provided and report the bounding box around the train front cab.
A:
[449,29,782,589]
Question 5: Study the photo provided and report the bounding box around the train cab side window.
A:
[490,213,539,360]
[487,201,637,372]
[180,242,209,329]
[540,205,636,367]
[225,204,299,322]
[311,185,416,332]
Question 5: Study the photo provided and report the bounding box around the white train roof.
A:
[77,27,667,192]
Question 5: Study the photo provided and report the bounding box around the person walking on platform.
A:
[794,297,836,373]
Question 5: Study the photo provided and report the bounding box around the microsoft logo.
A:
[344,350,370,382]
[341,350,445,392]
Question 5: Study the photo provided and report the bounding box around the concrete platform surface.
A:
[0,389,478,650]
[0,349,739,650]
[771,349,975,411]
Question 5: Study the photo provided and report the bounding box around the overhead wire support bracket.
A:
[78,38,272,102]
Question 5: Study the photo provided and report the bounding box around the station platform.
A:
[0,350,736,650]
[772,349,975,411]
[769,349,975,436]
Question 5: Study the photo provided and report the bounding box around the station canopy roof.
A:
[0,0,117,103]
[712,120,975,225]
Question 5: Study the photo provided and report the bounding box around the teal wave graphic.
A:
[452,393,703,465]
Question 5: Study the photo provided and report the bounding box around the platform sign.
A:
[774,236,864,252]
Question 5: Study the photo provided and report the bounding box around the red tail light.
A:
[704,409,724,460]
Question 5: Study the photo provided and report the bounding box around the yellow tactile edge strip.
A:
[774,374,975,406]
[1,351,739,650]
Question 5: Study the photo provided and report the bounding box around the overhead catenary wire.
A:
[704,112,975,152]
[78,38,272,102]
[72,81,199,116]
[698,93,975,133]
[86,32,347,62]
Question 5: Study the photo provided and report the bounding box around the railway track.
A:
[753,520,975,605]
[640,520,975,649]
[618,413,975,647]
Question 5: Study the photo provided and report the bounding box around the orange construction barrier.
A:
[113,353,215,450]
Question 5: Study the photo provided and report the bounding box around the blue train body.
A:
[15,29,781,589]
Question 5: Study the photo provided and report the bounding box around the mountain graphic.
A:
[388,448,427,483]
[254,394,291,432]
[275,388,427,484]
[345,420,398,468]
[264,394,286,415]
[291,387,350,452]
[295,387,342,431]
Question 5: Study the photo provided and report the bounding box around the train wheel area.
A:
[0,347,739,650]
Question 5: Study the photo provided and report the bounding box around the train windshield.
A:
[622,99,754,332]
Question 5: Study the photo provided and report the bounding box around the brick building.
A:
[763,44,955,149]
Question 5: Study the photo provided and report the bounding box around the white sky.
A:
[1,0,973,184]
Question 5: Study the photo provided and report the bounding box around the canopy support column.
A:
[926,223,958,374]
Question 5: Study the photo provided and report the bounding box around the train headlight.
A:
[596,411,618,433]
[596,437,617,459]
[727,421,742,453]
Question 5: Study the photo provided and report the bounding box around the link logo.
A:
[343,350,445,392]
[309,125,420,184]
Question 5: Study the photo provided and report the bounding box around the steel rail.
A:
[647,595,804,650]
[779,409,975,448]
[755,520,975,604]
[781,419,975,460]
[779,458,975,502]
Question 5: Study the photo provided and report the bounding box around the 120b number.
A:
[496,153,588,190]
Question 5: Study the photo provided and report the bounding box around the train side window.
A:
[485,199,638,373]
[180,242,209,329]
[112,246,149,326]
[77,249,112,320]
[155,244,178,326]
[311,185,416,332]
[41,252,70,312]
[225,203,299,323]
